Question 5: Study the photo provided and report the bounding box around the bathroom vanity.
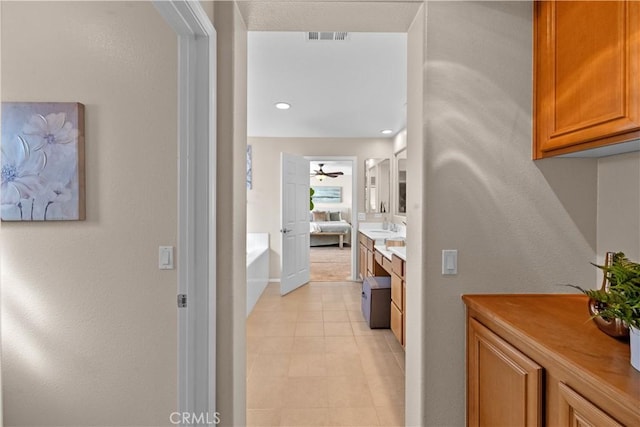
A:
[358,227,406,347]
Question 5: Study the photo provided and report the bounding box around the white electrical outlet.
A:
[442,250,457,275]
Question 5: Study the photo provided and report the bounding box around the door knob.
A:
[280,228,292,234]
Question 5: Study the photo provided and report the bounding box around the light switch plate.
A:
[159,246,174,270]
[442,249,457,275]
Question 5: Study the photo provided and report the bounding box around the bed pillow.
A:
[312,211,328,222]
[329,211,342,221]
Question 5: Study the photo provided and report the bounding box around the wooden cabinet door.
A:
[467,318,543,427]
[391,273,403,307]
[402,280,406,347]
[366,249,374,276]
[557,383,623,427]
[534,0,640,158]
[390,301,403,345]
[359,244,367,280]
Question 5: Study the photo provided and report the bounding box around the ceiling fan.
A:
[311,163,344,180]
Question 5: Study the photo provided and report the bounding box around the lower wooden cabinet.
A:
[390,301,402,344]
[467,318,542,427]
[463,295,640,427]
[390,254,405,347]
[358,243,367,280]
[558,383,623,427]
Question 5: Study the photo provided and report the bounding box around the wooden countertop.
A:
[462,294,640,418]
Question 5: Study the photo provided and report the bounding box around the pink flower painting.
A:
[1,102,85,221]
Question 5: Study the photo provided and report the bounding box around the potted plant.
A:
[570,252,640,371]
[310,187,315,211]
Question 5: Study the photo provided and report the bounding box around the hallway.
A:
[246,282,405,426]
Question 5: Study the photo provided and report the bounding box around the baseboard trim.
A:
[268,278,281,283]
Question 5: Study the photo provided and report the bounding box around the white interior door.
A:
[280,152,310,295]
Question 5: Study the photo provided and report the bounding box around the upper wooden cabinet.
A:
[534,1,640,158]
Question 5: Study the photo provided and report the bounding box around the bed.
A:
[309,210,352,248]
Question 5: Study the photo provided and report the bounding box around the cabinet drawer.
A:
[391,273,403,307]
[366,237,375,251]
[359,233,375,251]
[374,251,383,268]
[382,254,393,275]
[392,255,404,279]
[390,301,403,345]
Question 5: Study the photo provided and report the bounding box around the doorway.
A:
[241,2,425,426]
[308,157,358,282]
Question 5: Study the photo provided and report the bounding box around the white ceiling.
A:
[247,31,407,138]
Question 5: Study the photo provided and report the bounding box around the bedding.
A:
[309,219,352,247]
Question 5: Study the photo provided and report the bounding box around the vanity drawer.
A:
[366,237,375,251]
[359,232,368,247]
[375,251,384,268]
[383,256,393,274]
[392,255,404,279]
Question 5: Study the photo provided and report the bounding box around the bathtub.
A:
[247,233,270,316]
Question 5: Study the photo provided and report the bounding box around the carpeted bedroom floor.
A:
[310,245,352,281]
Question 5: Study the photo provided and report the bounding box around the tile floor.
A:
[247,282,405,427]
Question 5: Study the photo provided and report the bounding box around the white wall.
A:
[597,152,640,263]
[311,174,353,219]
[247,137,393,279]
[421,2,598,425]
[1,2,177,426]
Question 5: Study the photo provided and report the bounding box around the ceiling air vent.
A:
[307,32,349,42]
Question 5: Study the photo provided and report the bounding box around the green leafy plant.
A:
[569,252,640,330]
[310,187,315,211]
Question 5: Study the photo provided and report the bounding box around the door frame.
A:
[153,0,217,422]
[306,155,359,280]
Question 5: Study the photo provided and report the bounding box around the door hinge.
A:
[177,294,187,308]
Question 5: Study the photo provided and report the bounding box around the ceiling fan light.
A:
[316,175,325,182]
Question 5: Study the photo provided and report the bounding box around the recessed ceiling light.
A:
[275,102,291,110]
[381,129,393,135]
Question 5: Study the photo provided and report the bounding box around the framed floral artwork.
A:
[246,144,253,190]
[1,102,85,221]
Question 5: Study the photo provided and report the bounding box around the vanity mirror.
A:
[395,149,407,215]
[364,158,390,213]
